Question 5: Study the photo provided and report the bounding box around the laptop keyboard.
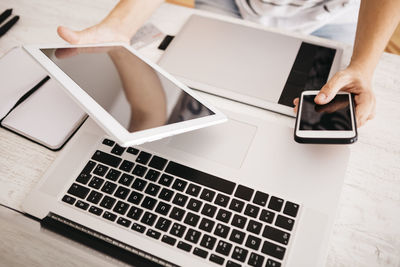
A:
[61,138,300,267]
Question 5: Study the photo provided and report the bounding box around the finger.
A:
[315,72,350,105]
[293,98,299,114]
[57,26,80,44]
[354,94,374,127]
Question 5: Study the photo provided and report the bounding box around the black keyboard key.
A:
[62,195,76,205]
[103,211,117,221]
[201,203,217,218]
[127,147,139,155]
[260,209,275,224]
[155,201,171,216]
[199,234,216,250]
[248,252,265,267]
[132,178,147,191]
[200,188,215,202]
[118,173,134,186]
[106,169,121,181]
[266,259,281,267]
[131,222,146,233]
[119,160,134,173]
[76,172,92,185]
[177,241,192,252]
[245,235,261,251]
[111,144,125,156]
[253,191,269,206]
[88,176,105,190]
[193,247,208,259]
[169,206,186,221]
[68,183,90,199]
[230,229,246,245]
[229,198,245,213]
[155,217,172,232]
[88,206,103,216]
[161,235,176,246]
[101,181,117,194]
[187,198,202,212]
[170,223,186,238]
[81,160,96,174]
[145,183,161,196]
[216,209,232,223]
[216,240,232,256]
[158,174,174,187]
[275,214,295,231]
[113,200,130,215]
[136,151,152,165]
[262,225,290,245]
[234,185,254,201]
[117,217,131,228]
[185,183,201,197]
[214,223,230,238]
[244,204,260,218]
[92,150,122,168]
[209,254,225,265]
[268,196,284,212]
[148,155,168,170]
[165,161,236,195]
[172,178,187,192]
[141,211,157,226]
[132,164,147,177]
[146,229,161,240]
[86,191,103,204]
[185,228,201,244]
[127,206,143,220]
[114,186,130,199]
[183,212,200,227]
[247,219,262,235]
[127,190,143,205]
[172,193,188,207]
[199,218,215,233]
[231,214,247,228]
[214,193,230,208]
[283,201,299,217]
[100,196,116,209]
[232,246,248,263]
[141,196,157,210]
[102,138,114,146]
[261,240,286,260]
[159,188,174,201]
[75,200,89,210]
[93,164,109,177]
[145,169,160,182]
[227,260,241,267]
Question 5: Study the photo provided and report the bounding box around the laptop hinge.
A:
[42,213,179,267]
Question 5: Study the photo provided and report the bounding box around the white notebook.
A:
[0,48,86,150]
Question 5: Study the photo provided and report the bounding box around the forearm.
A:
[102,0,164,38]
[350,0,400,77]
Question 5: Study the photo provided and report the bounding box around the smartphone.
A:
[294,90,357,144]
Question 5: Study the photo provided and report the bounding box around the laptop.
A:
[158,14,344,116]
[21,44,349,266]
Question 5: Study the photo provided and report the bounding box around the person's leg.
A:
[195,0,241,18]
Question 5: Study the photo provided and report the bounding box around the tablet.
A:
[24,43,226,147]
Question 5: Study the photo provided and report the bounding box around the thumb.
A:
[315,72,349,105]
[57,26,81,44]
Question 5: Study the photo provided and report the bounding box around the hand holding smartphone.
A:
[294,90,357,144]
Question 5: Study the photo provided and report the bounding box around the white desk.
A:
[1,1,400,266]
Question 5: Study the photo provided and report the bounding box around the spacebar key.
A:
[92,150,122,168]
[165,161,236,195]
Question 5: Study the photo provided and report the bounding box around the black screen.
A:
[299,94,353,130]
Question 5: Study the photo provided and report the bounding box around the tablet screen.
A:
[40,46,214,133]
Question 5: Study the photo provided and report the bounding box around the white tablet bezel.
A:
[295,90,357,138]
[23,43,227,147]
[158,14,344,117]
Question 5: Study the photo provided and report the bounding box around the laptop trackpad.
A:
[167,119,257,169]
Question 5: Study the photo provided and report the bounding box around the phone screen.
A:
[299,94,353,130]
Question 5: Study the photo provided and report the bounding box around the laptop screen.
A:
[41,46,214,133]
